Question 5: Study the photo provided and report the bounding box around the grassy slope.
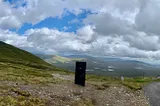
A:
[0,41,55,69]
[0,61,64,106]
[0,41,70,106]
[0,42,67,84]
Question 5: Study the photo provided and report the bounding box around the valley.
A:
[0,41,158,106]
[38,54,160,77]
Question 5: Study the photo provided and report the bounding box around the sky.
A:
[1,0,160,61]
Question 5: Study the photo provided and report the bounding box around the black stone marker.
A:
[75,62,86,86]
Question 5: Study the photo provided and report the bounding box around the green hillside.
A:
[0,41,70,105]
[48,55,85,63]
[0,41,53,69]
[0,41,69,84]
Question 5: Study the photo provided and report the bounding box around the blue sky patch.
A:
[17,10,92,34]
[4,0,27,8]
[5,0,93,35]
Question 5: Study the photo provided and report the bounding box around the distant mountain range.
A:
[37,54,86,63]
[36,54,160,77]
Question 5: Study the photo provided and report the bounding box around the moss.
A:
[122,82,143,90]
[120,77,156,90]
[86,74,120,83]
[93,83,110,90]
[11,88,31,97]
[71,98,95,106]
[0,96,45,106]
[0,63,65,84]
[0,85,11,93]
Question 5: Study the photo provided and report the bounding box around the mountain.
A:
[0,41,53,69]
[37,54,86,64]
[38,54,160,77]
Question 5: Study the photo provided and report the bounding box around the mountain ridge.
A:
[0,41,54,69]
[37,54,160,77]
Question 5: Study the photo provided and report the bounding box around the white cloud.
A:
[13,0,66,24]
[25,27,91,53]
[135,0,160,35]
[23,27,160,59]
[4,0,139,24]
[1,0,160,60]
[68,19,80,24]
[0,1,22,29]
[77,25,96,43]
[84,12,134,36]
[123,33,160,51]
[0,16,21,29]
[1,25,160,59]
[0,29,31,47]
[0,1,11,17]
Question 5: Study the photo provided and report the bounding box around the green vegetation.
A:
[46,55,85,63]
[0,41,54,70]
[93,83,110,90]
[71,98,95,106]
[0,81,46,106]
[0,62,64,84]
[0,96,45,106]
[122,77,154,90]
[86,74,159,90]
[0,62,64,106]
[11,88,31,97]
[86,74,120,83]
[0,41,71,83]
[0,41,72,105]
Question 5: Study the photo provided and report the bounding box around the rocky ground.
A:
[0,73,149,106]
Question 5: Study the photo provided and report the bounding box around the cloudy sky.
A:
[1,0,160,60]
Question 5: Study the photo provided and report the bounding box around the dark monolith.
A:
[75,62,86,86]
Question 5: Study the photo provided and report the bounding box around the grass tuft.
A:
[0,96,45,106]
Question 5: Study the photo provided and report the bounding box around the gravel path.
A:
[0,79,149,106]
[144,82,160,106]
[51,73,149,106]
[3,82,148,106]
[52,73,74,81]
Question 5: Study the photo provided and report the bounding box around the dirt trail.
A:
[52,73,74,81]
[144,82,160,106]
